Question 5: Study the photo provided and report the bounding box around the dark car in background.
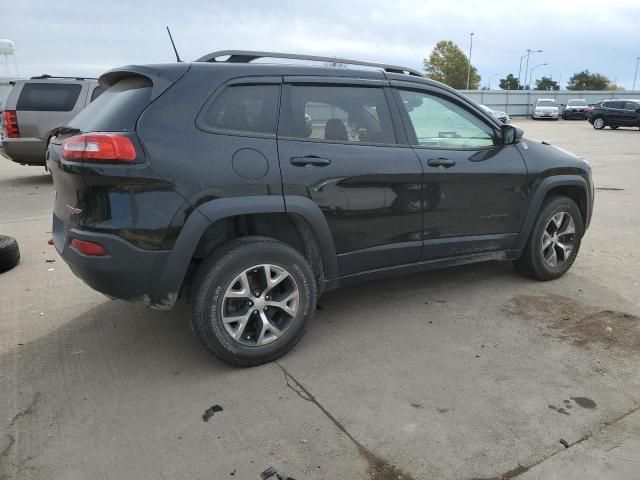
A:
[587,99,640,130]
[46,51,593,366]
[562,99,588,120]
[2,76,103,166]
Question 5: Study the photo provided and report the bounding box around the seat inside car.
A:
[324,118,349,141]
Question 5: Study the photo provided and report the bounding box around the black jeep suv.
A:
[587,99,640,130]
[47,51,594,366]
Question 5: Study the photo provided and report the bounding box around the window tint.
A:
[16,83,82,112]
[68,77,152,132]
[624,101,639,111]
[604,101,625,109]
[201,85,279,135]
[398,90,496,148]
[90,86,104,102]
[284,86,395,144]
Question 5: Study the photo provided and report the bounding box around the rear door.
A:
[277,78,424,276]
[391,83,529,260]
[603,101,626,125]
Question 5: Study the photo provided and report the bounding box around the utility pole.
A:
[519,49,541,89]
[466,32,474,90]
[633,56,640,91]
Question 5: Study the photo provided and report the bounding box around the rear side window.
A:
[283,85,396,144]
[625,102,639,111]
[68,77,152,132]
[199,85,279,135]
[90,86,104,102]
[604,101,624,109]
[16,83,82,112]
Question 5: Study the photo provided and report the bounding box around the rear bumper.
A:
[53,214,176,309]
[2,137,46,165]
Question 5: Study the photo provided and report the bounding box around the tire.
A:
[562,114,566,120]
[514,195,583,281]
[610,125,619,130]
[592,117,605,129]
[188,237,317,367]
[0,235,20,273]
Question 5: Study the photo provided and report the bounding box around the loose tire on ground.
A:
[0,235,20,273]
[514,195,583,281]
[188,236,317,367]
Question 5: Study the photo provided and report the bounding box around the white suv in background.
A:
[532,98,559,120]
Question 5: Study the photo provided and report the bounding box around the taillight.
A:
[70,239,107,256]
[3,110,19,138]
[61,133,137,163]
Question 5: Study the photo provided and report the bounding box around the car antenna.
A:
[166,26,183,63]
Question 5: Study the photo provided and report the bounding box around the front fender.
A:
[515,175,591,250]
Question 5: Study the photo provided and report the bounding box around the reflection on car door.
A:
[391,83,529,260]
[277,79,424,277]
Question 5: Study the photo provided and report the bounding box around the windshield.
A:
[537,100,556,107]
[567,100,587,106]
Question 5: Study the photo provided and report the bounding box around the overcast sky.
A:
[1,0,639,89]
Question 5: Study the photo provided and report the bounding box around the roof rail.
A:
[195,50,424,77]
[29,74,97,80]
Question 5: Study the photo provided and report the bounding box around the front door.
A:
[392,85,529,260]
[277,79,424,276]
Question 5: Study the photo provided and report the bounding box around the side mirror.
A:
[502,124,524,145]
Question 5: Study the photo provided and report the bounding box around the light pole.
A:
[633,56,640,91]
[523,49,542,90]
[487,73,498,90]
[529,63,548,90]
[518,49,542,89]
[466,32,474,90]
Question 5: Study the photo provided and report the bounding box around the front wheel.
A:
[514,195,583,281]
[189,237,317,367]
[592,117,605,129]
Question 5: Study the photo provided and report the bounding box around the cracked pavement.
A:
[1,119,640,479]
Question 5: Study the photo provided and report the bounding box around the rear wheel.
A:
[189,237,317,367]
[514,196,583,281]
[610,125,619,130]
[592,117,605,129]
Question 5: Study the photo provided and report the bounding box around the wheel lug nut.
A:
[265,296,270,301]
[253,310,258,315]
[247,301,253,306]
[264,307,268,311]
[254,291,261,297]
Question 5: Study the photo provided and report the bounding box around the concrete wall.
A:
[459,90,640,117]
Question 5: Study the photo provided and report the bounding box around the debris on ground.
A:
[46,259,55,263]
[48,268,55,272]
[202,404,223,422]
[260,467,297,480]
[560,439,569,448]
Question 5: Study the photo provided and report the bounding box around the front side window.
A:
[16,83,82,112]
[284,85,395,144]
[398,90,496,149]
[200,85,280,135]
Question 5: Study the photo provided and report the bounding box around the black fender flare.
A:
[515,175,590,250]
[152,195,338,307]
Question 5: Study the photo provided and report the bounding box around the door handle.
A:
[427,157,456,168]
[290,156,332,167]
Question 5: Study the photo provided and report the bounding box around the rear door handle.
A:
[290,156,332,167]
[427,157,456,168]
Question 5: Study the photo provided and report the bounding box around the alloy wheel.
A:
[593,118,604,129]
[541,212,576,268]
[221,264,299,346]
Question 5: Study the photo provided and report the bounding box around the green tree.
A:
[424,40,481,89]
[566,70,610,90]
[499,74,520,90]
[535,76,559,91]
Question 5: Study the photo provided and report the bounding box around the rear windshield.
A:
[567,100,587,106]
[537,100,556,106]
[16,83,82,111]
[68,77,152,132]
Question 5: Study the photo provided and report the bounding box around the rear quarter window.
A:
[16,83,82,112]
[68,77,152,132]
